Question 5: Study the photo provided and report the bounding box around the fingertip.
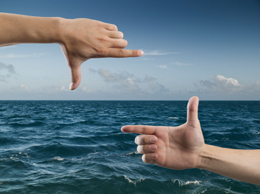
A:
[69,83,76,90]
[121,126,126,132]
[137,50,144,56]
[187,96,199,111]
[121,125,130,133]
[109,24,118,31]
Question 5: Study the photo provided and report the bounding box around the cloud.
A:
[143,50,179,56]
[0,62,16,82]
[19,84,30,92]
[0,53,45,59]
[172,61,193,66]
[144,75,168,93]
[157,65,168,69]
[198,75,243,92]
[89,68,168,93]
[41,85,67,93]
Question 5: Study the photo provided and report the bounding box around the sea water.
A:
[0,101,259,194]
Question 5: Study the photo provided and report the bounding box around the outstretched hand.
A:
[59,18,143,90]
[121,96,205,170]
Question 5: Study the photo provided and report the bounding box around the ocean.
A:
[0,101,259,194]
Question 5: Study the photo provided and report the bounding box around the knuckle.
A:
[144,136,149,144]
[98,35,109,42]
[117,49,124,57]
[96,46,108,54]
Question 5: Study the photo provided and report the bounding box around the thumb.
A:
[69,63,82,90]
[187,96,199,127]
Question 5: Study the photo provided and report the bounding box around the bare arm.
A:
[199,144,260,185]
[121,97,260,186]
[0,13,143,90]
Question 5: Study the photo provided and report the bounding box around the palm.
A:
[122,96,205,170]
[152,122,204,169]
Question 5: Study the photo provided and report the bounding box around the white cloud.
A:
[199,75,243,92]
[157,65,168,69]
[172,61,193,66]
[143,50,179,56]
[0,53,45,59]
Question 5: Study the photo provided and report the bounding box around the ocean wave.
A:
[172,179,202,186]
[49,156,65,161]
[123,175,145,185]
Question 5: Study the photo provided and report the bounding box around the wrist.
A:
[197,144,214,169]
[49,17,65,44]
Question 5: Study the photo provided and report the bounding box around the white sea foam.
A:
[168,117,179,120]
[123,175,145,186]
[172,179,201,186]
[126,151,139,156]
[50,156,64,161]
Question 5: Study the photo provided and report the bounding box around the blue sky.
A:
[0,0,260,100]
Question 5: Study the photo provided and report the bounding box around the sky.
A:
[0,0,260,100]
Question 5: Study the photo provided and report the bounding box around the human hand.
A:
[59,18,143,90]
[121,96,205,170]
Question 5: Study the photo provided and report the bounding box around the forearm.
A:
[198,144,260,185]
[0,13,62,46]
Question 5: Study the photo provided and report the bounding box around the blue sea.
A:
[0,101,260,194]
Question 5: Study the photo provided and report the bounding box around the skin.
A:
[121,96,260,186]
[0,13,143,90]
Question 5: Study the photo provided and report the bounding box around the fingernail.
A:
[151,136,157,143]
[137,50,144,56]
[69,83,75,90]
[150,145,157,151]
[152,154,157,159]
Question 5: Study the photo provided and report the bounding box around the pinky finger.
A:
[142,153,158,164]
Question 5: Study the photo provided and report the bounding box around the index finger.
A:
[108,49,143,58]
[121,125,157,135]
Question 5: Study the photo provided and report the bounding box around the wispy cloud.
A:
[19,84,30,92]
[172,61,193,66]
[157,65,168,69]
[41,85,67,93]
[144,75,168,93]
[0,53,45,59]
[144,50,179,56]
[96,69,140,91]
[89,68,168,93]
[0,62,16,82]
